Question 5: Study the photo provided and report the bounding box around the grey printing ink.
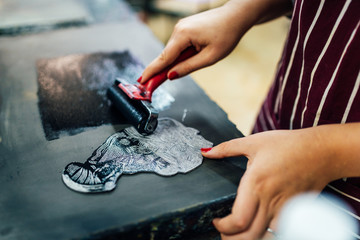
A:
[62,118,212,193]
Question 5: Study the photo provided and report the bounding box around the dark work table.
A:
[0,1,246,239]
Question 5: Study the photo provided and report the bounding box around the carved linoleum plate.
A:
[62,118,212,193]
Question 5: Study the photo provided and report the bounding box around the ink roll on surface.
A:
[107,81,158,134]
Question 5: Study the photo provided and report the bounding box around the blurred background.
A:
[0,0,290,135]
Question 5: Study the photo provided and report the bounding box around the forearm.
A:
[222,0,293,34]
[309,122,360,181]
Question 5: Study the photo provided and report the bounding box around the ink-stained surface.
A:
[37,52,174,140]
[63,118,212,193]
[0,10,247,240]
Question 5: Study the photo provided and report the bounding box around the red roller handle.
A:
[143,46,198,94]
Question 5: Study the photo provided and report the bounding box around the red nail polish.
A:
[137,76,142,83]
[201,147,212,153]
[168,71,179,80]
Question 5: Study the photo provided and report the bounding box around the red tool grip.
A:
[143,46,198,94]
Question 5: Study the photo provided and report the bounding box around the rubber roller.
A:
[107,47,197,135]
[107,79,158,135]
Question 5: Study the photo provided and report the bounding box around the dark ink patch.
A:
[36,51,144,140]
[62,118,213,193]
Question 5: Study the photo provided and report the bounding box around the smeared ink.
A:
[182,109,188,122]
[36,51,174,140]
[62,118,212,193]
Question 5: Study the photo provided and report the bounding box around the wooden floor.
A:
[146,13,290,135]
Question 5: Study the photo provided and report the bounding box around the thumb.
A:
[201,138,249,159]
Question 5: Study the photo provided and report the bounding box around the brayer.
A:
[107,47,197,135]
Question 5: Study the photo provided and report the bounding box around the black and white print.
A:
[62,118,212,193]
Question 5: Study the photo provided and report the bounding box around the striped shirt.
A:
[253,0,360,236]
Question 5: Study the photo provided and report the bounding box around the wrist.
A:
[224,0,293,26]
[305,123,360,182]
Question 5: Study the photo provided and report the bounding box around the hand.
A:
[139,0,293,83]
[202,128,339,240]
[139,2,251,83]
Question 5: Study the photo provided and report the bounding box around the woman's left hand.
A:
[202,128,341,240]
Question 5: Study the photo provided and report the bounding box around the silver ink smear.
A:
[182,108,188,122]
[62,118,212,193]
[151,89,175,111]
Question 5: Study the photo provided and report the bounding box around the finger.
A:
[213,177,259,235]
[226,205,270,240]
[248,204,272,240]
[262,214,279,240]
[202,137,251,159]
[262,229,276,240]
[166,47,217,80]
[268,215,278,233]
[140,39,191,84]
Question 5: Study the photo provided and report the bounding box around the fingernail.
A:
[201,147,212,153]
[168,71,179,80]
[137,76,142,83]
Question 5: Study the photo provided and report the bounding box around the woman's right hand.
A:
[139,2,250,83]
[139,0,293,84]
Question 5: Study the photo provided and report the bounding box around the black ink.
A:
[36,51,144,140]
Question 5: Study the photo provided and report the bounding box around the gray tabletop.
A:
[0,10,246,240]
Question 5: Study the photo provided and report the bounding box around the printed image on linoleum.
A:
[62,118,213,193]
